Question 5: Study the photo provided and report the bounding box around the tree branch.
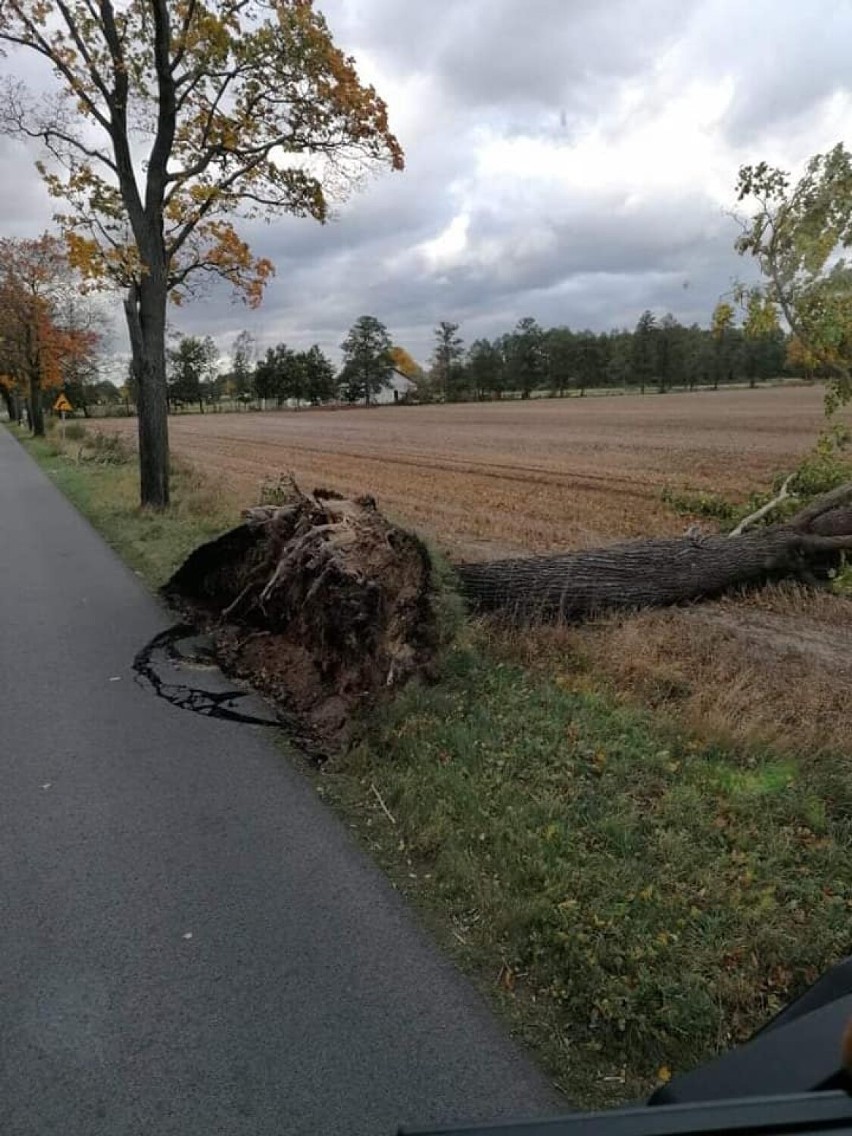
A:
[94,0,143,232]
[55,0,114,109]
[729,475,795,537]
[146,0,177,215]
[791,482,852,527]
[2,3,111,130]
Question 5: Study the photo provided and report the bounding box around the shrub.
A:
[79,430,133,465]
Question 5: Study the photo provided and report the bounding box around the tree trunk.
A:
[1,384,19,423]
[125,279,170,508]
[28,373,45,436]
[457,487,852,623]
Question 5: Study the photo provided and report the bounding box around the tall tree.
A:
[300,345,337,405]
[432,321,465,401]
[167,334,218,413]
[546,327,577,397]
[742,289,782,388]
[631,310,657,394]
[711,301,736,390]
[605,330,633,389]
[573,331,601,396]
[254,344,293,406]
[466,338,503,400]
[507,316,546,398]
[656,314,684,393]
[0,1,403,505]
[56,293,105,417]
[339,316,394,406]
[736,144,852,411]
[230,330,257,406]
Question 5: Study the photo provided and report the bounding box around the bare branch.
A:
[1,2,111,130]
[729,475,795,537]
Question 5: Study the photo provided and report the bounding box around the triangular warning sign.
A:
[53,394,73,413]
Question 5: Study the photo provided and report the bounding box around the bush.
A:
[788,424,851,497]
[660,486,736,523]
[79,430,133,465]
[63,421,87,442]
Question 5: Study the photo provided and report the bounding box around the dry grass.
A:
[106,385,833,559]
[485,584,851,758]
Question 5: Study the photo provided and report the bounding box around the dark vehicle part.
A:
[404,1092,852,1136]
[405,958,852,1136]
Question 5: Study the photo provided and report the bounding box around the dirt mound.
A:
[162,481,438,755]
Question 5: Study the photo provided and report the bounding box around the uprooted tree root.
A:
[162,480,439,754]
[163,479,852,755]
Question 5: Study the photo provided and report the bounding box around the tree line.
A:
[418,306,797,403]
[160,303,801,414]
[0,246,828,433]
[157,314,402,412]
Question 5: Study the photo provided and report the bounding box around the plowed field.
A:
[110,385,832,559]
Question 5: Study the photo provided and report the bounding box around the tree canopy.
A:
[339,315,394,405]
[0,233,98,433]
[736,143,852,411]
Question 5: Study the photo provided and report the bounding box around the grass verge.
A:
[16,428,238,587]
[12,422,852,1109]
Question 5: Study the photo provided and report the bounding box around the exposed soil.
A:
[161,483,440,755]
[691,607,852,674]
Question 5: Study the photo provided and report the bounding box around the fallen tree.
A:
[457,483,852,622]
[162,480,851,748]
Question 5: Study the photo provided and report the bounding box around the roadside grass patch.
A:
[16,431,237,587]
[323,635,852,1105]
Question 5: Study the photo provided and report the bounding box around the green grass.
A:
[322,639,852,1104]
[11,421,852,1108]
[16,429,238,588]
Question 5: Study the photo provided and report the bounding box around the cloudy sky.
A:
[3,0,852,365]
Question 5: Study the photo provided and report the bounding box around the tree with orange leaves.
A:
[0,1,403,507]
[0,233,96,436]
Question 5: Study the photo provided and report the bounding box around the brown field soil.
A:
[107,384,833,560]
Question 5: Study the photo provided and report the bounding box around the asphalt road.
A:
[0,427,560,1135]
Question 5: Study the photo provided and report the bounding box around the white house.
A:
[374,370,416,405]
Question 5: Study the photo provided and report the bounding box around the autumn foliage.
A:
[0,234,98,434]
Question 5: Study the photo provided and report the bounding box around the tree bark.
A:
[126,279,170,508]
[457,486,852,623]
[28,372,44,436]
[1,383,19,423]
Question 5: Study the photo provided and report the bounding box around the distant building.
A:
[374,369,416,405]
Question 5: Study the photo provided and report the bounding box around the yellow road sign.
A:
[53,394,73,413]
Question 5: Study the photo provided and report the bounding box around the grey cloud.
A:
[175,182,744,365]
[0,139,53,235]
[670,0,852,145]
[327,0,688,110]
